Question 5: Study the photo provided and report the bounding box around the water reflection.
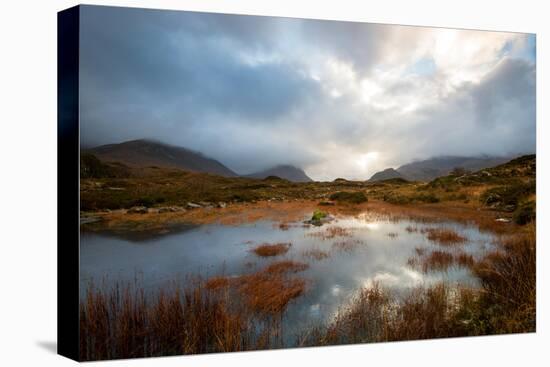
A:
[80,213,496,341]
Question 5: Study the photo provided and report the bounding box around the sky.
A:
[79,5,536,181]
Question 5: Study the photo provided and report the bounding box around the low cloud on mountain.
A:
[79,6,536,180]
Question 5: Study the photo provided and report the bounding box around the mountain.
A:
[368,155,516,182]
[395,156,514,181]
[369,168,406,182]
[246,165,313,182]
[87,139,238,177]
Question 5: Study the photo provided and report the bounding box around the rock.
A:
[128,206,148,214]
[484,193,502,206]
[503,204,517,212]
[217,202,227,208]
[495,218,511,223]
[147,208,159,214]
[198,201,212,207]
[187,202,202,209]
[318,201,336,206]
[158,207,171,213]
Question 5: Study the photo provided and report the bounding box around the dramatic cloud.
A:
[80,5,536,180]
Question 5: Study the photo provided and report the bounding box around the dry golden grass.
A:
[421,250,455,272]
[332,239,364,253]
[405,225,418,233]
[264,260,309,274]
[205,276,231,290]
[251,242,291,257]
[422,228,467,245]
[302,248,331,261]
[204,261,309,316]
[455,251,475,268]
[276,222,290,230]
[473,224,535,332]
[80,281,256,361]
[237,272,306,315]
[308,226,354,240]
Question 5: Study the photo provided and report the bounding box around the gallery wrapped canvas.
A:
[58,4,536,362]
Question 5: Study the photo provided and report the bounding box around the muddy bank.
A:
[80,199,520,237]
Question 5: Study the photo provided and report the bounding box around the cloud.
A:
[79,6,536,180]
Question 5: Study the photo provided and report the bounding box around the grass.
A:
[302,226,536,345]
[81,225,536,359]
[408,249,476,273]
[251,243,291,257]
[80,281,256,361]
[329,191,368,204]
[302,248,331,261]
[513,201,536,225]
[308,226,354,240]
[421,250,455,272]
[422,228,467,245]
[332,239,364,253]
[79,154,536,356]
[311,209,328,221]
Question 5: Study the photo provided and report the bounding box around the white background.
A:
[0,0,547,365]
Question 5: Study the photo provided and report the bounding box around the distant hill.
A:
[395,156,514,181]
[369,168,406,182]
[87,139,238,177]
[246,165,313,182]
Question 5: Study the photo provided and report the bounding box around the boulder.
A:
[128,206,148,214]
[187,202,202,209]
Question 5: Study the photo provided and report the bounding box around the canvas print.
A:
[74,5,536,361]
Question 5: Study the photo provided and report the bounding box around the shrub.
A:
[513,201,536,225]
[480,180,535,211]
[251,243,291,257]
[329,191,368,204]
[311,210,327,221]
[413,193,440,203]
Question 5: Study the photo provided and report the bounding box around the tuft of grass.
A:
[421,250,455,272]
[264,260,309,275]
[80,281,257,361]
[311,209,328,221]
[302,248,331,261]
[332,239,364,253]
[455,251,475,268]
[422,228,467,245]
[513,201,536,225]
[309,226,354,240]
[251,243,291,257]
[472,226,536,333]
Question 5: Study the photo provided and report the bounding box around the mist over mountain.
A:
[369,155,518,182]
[87,139,238,177]
[369,168,406,182]
[245,165,313,182]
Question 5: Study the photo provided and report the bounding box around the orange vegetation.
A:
[302,248,331,261]
[251,243,291,257]
[308,226,354,240]
[422,228,467,245]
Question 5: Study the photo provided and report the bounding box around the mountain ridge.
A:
[87,139,238,177]
[245,165,313,182]
[370,155,518,182]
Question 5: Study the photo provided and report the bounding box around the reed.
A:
[422,228,467,245]
[302,248,331,261]
[251,242,291,257]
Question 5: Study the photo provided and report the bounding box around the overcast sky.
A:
[80,5,536,180]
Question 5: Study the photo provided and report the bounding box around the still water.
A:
[80,212,496,338]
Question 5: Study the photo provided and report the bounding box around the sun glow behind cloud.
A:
[80,7,536,181]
